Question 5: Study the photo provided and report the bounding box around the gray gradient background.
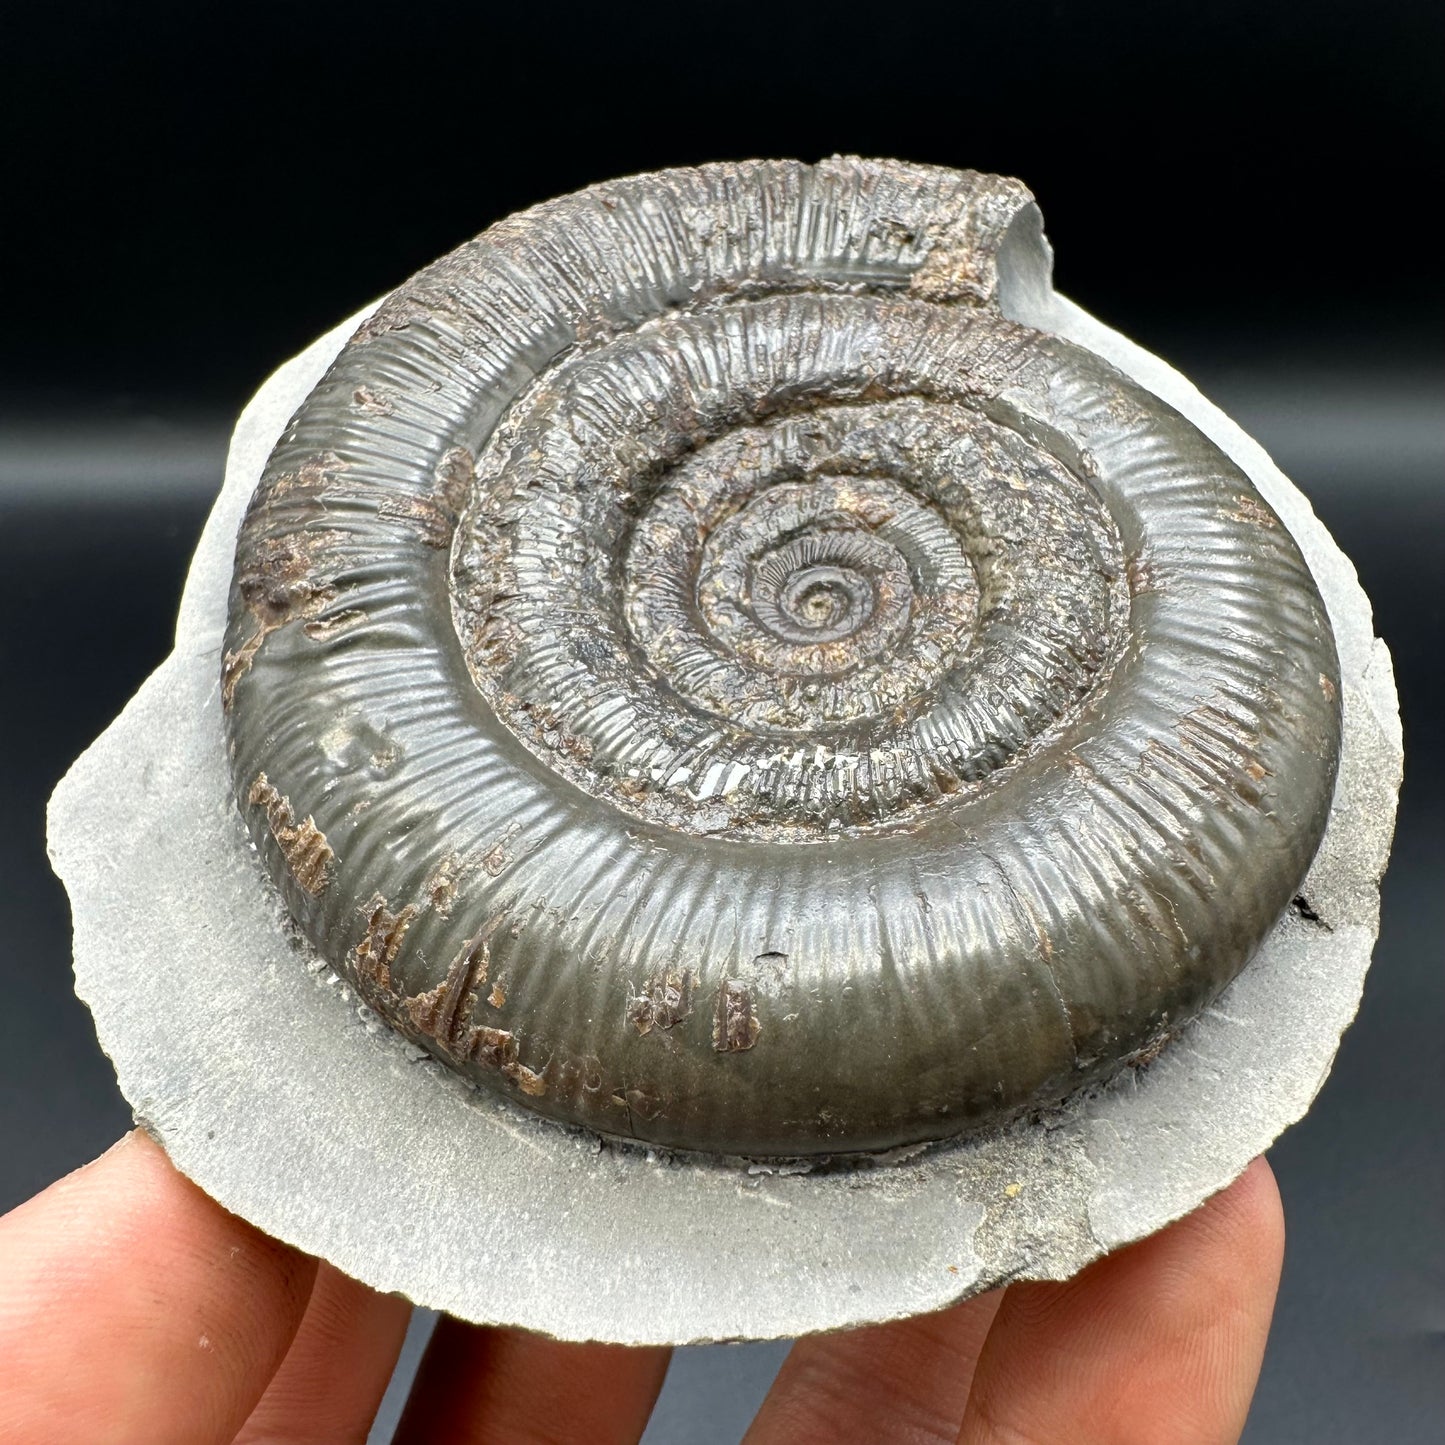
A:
[1,2,1440,1439]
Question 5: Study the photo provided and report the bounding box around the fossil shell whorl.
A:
[222,159,1342,1156]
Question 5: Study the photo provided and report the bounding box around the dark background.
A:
[1,3,1440,1440]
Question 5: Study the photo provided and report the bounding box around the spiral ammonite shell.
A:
[223,159,1342,1156]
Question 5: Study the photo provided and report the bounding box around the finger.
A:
[744,1288,1005,1445]
[0,1129,316,1445]
[392,1317,671,1445]
[959,1155,1285,1445]
[234,1262,412,1444]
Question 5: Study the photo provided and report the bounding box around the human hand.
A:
[0,1131,1282,1444]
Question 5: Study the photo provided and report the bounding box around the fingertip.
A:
[1220,1154,1285,1265]
[0,1130,316,1445]
[960,1155,1286,1445]
[1149,1154,1286,1315]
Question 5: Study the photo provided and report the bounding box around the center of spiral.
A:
[774,566,869,640]
[695,483,918,681]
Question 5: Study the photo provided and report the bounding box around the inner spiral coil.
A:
[452,296,1127,835]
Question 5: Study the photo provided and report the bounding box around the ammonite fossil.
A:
[223,159,1342,1157]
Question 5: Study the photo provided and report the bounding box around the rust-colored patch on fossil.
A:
[910,228,988,304]
[1125,1022,1180,1071]
[629,967,696,1036]
[1126,555,1160,596]
[713,979,761,1053]
[351,897,546,1098]
[433,446,476,514]
[404,938,482,1040]
[423,853,462,917]
[351,385,395,416]
[352,295,429,344]
[1016,893,1055,963]
[1228,495,1279,529]
[906,176,1032,305]
[1140,702,1265,809]
[405,934,544,1095]
[378,494,457,549]
[246,773,335,895]
[376,446,476,549]
[267,451,351,499]
[353,894,419,994]
[302,608,368,642]
[223,529,347,707]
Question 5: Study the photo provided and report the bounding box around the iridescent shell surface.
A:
[223,160,1341,1155]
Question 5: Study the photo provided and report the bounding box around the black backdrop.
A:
[1,3,1441,1441]
[3,0,1440,412]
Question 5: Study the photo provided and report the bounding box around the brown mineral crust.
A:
[351,385,396,416]
[222,527,348,707]
[363,917,547,1098]
[713,980,761,1053]
[268,451,352,498]
[422,853,462,917]
[350,294,429,345]
[906,173,1035,305]
[302,608,368,642]
[629,968,696,1036]
[246,772,335,896]
[1229,495,1280,528]
[433,446,476,514]
[467,1027,547,1096]
[377,493,459,549]
[1125,555,1160,596]
[352,894,419,995]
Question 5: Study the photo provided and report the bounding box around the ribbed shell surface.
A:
[222,159,1341,1155]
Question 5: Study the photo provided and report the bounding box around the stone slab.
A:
[47,274,1401,1344]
